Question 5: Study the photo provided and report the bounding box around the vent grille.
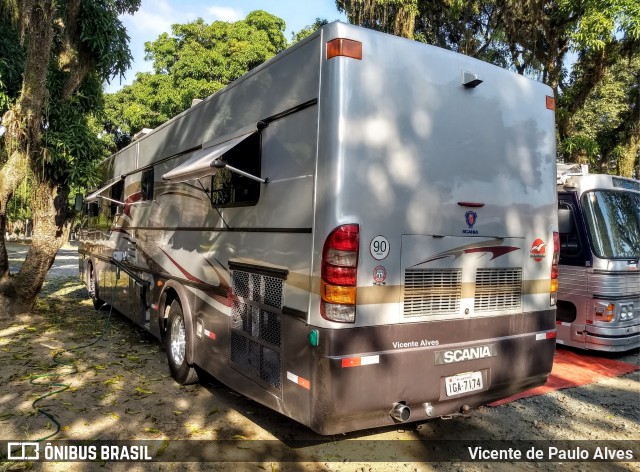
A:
[230,270,283,391]
[232,271,283,309]
[404,269,462,317]
[474,268,522,312]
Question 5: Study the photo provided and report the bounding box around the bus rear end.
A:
[305,23,557,434]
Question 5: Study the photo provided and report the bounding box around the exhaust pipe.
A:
[390,402,411,422]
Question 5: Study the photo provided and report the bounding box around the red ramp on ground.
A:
[488,348,639,407]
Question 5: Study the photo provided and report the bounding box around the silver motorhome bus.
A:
[78,22,558,434]
[556,164,640,352]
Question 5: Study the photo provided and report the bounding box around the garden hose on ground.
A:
[29,271,119,442]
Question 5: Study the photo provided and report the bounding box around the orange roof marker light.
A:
[546,95,555,111]
[327,38,362,60]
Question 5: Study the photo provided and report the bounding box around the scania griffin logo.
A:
[434,344,497,365]
[465,210,477,228]
[463,210,479,234]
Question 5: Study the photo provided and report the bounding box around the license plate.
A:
[445,371,483,396]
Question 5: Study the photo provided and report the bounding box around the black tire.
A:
[166,300,199,385]
[87,265,104,310]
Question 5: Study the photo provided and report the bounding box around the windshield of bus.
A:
[581,190,640,259]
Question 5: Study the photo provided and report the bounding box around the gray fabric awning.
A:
[162,132,255,183]
[85,175,125,202]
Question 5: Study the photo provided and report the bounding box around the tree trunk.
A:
[0,148,30,279]
[0,180,68,316]
[0,0,57,317]
[619,133,639,178]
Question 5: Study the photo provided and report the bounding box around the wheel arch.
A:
[556,299,578,324]
[158,281,196,365]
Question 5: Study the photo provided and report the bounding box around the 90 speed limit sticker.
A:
[370,235,390,260]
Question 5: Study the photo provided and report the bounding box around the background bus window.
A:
[559,202,580,255]
[557,198,591,266]
[581,190,640,259]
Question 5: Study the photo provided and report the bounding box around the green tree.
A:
[0,17,23,115]
[559,41,639,175]
[336,0,640,174]
[292,18,329,44]
[336,0,418,38]
[105,10,287,135]
[0,0,141,316]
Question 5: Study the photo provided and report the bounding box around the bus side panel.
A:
[136,36,322,169]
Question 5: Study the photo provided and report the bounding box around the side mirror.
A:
[74,194,84,212]
[558,208,573,234]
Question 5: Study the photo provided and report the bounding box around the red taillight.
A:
[323,224,359,254]
[322,265,357,286]
[321,224,359,323]
[551,231,559,306]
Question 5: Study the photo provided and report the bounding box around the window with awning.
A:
[162,131,262,207]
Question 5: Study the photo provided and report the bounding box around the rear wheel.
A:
[166,300,199,385]
[87,265,104,310]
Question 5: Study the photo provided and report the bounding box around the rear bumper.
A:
[308,310,556,434]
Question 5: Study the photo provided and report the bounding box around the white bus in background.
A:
[556,164,640,351]
[78,22,559,434]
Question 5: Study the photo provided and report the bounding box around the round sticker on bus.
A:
[530,238,546,262]
[370,235,390,260]
[373,265,387,285]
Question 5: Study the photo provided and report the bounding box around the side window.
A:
[558,201,580,256]
[558,197,590,266]
[97,197,111,229]
[88,202,100,217]
[141,168,154,201]
[211,133,261,207]
[110,180,124,216]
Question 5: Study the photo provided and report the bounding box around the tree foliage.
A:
[558,41,639,174]
[336,0,640,176]
[292,18,329,43]
[0,18,23,119]
[104,10,288,136]
[0,0,141,314]
[336,0,418,38]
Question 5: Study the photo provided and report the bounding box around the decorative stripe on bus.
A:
[157,191,204,201]
[160,249,209,285]
[286,371,310,390]
[410,243,520,267]
[115,226,313,233]
[312,279,552,305]
[297,279,552,303]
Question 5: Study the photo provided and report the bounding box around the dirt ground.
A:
[0,243,638,471]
